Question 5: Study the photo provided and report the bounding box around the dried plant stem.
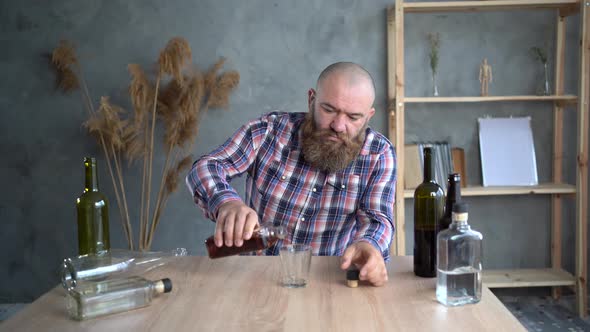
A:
[111,147,133,248]
[143,76,161,249]
[101,138,131,247]
[77,64,133,249]
[147,148,176,247]
[147,196,170,249]
[139,134,148,250]
[147,150,180,248]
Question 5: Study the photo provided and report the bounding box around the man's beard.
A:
[301,112,366,173]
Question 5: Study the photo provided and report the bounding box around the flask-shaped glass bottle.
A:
[436,202,483,306]
[66,276,172,320]
[61,248,188,290]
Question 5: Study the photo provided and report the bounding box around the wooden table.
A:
[1,256,526,331]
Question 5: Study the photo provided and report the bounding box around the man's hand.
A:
[340,241,388,286]
[215,201,259,248]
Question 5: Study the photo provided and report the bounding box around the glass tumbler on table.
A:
[279,244,312,288]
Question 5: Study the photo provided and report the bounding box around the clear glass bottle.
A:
[436,202,483,306]
[76,157,110,255]
[66,276,172,320]
[205,224,287,259]
[440,173,462,231]
[61,248,188,290]
[414,147,444,278]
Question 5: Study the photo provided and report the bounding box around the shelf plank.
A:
[403,183,576,198]
[404,0,580,14]
[484,268,575,288]
[404,95,578,103]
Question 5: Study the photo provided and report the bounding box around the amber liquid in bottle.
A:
[205,225,286,259]
[206,233,279,259]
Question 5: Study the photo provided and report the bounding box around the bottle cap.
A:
[159,278,173,293]
[452,202,468,213]
[448,173,460,181]
[83,157,97,168]
[346,269,360,288]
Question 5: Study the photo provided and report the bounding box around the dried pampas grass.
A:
[207,71,240,109]
[51,40,79,93]
[50,36,239,250]
[56,67,79,92]
[82,96,134,246]
[166,155,193,194]
[51,40,77,69]
[158,37,192,86]
[128,64,154,118]
[50,40,135,248]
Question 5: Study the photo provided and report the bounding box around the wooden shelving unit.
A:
[403,0,580,13]
[387,0,589,317]
[402,183,576,198]
[483,268,575,288]
[405,94,578,104]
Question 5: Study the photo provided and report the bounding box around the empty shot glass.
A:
[279,244,312,288]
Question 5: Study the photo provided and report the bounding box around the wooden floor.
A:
[2,293,590,331]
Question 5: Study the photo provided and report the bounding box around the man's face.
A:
[309,74,375,142]
[301,73,375,173]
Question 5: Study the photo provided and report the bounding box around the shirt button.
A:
[341,185,346,189]
[312,187,317,192]
[281,176,287,181]
[301,217,305,221]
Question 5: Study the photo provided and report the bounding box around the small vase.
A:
[432,72,439,97]
[542,63,550,96]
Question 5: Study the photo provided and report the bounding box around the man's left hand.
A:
[340,241,388,286]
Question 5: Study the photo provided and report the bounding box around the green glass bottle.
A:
[76,157,110,255]
[414,147,444,278]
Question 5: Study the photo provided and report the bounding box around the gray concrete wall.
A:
[0,0,584,302]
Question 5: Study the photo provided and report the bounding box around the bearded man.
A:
[186,62,396,286]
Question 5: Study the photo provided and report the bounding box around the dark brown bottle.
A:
[440,173,462,231]
[205,225,286,259]
[414,147,444,278]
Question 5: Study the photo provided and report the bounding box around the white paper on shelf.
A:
[478,116,538,186]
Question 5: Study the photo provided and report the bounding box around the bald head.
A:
[316,62,376,105]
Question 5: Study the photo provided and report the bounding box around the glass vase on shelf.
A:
[432,72,439,97]
[542,63,551,96]
[60,248,188,291]
[536,62,551,96]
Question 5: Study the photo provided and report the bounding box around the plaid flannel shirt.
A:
[186,112,396,260]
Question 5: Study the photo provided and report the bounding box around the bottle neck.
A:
[258,225,287,240]
[423,150,434,182]
[452,212,469,227]
[84,158,99,192]
[445,178,461,208]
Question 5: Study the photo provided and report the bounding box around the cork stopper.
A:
[155,278,173,293]
[346,269,360,288]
